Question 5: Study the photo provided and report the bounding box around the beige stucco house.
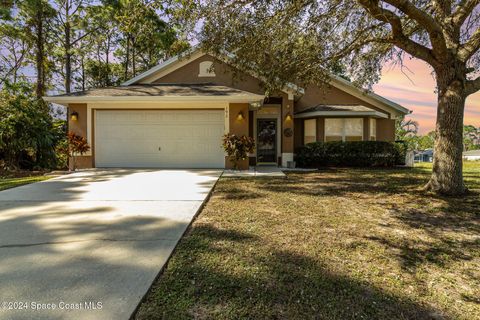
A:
[44,48,410,170]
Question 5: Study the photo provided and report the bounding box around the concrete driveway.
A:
[0,169,222,320]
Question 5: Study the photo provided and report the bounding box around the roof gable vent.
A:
[198,61,216,77]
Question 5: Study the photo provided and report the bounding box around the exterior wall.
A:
[294,118,303,151]
[376,119,396,141]
[226,103,250,170]
[68,103,93,169]
[153,54,266,95]
[296,84,390,117]
[281,93,295,166]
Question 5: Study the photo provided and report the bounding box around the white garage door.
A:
[95,110,225,168]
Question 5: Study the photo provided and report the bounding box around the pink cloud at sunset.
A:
[373,59,480,134]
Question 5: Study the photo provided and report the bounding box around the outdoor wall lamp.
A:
[71,111,79,121]
[285,113,292,121]
[237,111,245,121]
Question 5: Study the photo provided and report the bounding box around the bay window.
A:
[325,118,363,142]
[370,118,377,141]
[304,119,317,144]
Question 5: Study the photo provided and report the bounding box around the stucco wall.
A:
[296,84,390,117]
[68,103,93,169]
[226,103,250,170]
[376,119,396,141]
[153,54,266,95]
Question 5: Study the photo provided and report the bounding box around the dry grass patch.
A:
[136,163,479,320]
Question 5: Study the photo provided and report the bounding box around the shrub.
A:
[394,141,408,165]
[68,132,90,170]
[222,133,255,170]
[295,141,405,168]
[0,82,56,170]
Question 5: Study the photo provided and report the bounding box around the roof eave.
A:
[42,94,265,106]
[295,110,388,119]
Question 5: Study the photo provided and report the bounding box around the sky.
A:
[374,59,480,134]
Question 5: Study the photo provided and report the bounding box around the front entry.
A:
[257,119,277,163]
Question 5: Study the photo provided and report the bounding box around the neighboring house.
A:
[463,150,480,161]
[44,48,410,169]
[414,149,434,162]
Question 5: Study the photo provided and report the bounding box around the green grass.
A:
[135,163,480,320]
[0,175,51,191]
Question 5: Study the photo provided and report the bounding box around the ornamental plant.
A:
[222,133,255,170]
[67,132,90,171]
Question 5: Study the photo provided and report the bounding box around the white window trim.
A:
[324,118,364,142]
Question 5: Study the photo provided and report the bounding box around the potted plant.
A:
[222,133,255,170]
[67,132,90,171]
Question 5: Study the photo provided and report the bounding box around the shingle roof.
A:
[295,104,376,114]
[49,83,257,97]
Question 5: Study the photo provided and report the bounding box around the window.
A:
[304,119,317,144]
[198,61,215,77]
[325,118,363,142]
[324,118,344,142]
[370,118,376,141]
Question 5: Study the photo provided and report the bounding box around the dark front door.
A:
[257,119,277,163]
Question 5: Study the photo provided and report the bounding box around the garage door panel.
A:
[95,110,225,168]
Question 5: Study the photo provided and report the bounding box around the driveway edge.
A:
[128,172,222,320]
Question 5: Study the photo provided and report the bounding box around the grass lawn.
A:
[0,173,51,191]
[135,162,480,320]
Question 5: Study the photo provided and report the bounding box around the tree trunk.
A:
[35,7,45,98]
[65,24,71,93]
[124,36,130,80]
[425,63,467,195]
[81,56,85,91]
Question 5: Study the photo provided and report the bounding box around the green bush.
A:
[295,141,405,168]
[0,82,59,170]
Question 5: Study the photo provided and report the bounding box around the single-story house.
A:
[44,48,410,169]
[414,149,434,162]
[463,149,480,161]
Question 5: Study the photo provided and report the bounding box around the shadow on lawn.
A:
[135,224,444,320]
[368,202,480,276]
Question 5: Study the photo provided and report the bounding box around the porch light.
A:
[236,111,244,121]
[285,113,292,121]
[71,111,79,121]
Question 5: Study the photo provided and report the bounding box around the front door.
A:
[257,119,277,163]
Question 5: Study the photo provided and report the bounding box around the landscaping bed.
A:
[135,162,479,320]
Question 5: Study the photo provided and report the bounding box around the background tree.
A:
[0,22,29,85]
[396,117,419,150]
[51,0,99,93]
[18,0,56,98]
[176,1,480,195]
[464,125,480,150]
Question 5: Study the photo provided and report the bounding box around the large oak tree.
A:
[175,0,480,195]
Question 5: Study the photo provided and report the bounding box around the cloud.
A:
[374,59,480,134]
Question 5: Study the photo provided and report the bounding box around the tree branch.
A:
[357,0,438,66]
[382,0,448,59]
[431,0,452,18]
[70,26,102,46]
[458,27,480,61]
[465,75,480,95]
[452,0,480,28]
